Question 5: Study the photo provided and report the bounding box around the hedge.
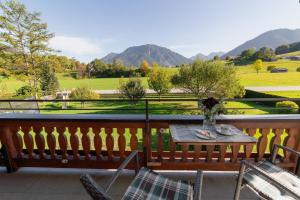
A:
[244,90,300,107]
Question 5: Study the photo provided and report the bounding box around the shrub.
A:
[70,86,99,100]
[296,67,300,72]
[119,78,145,103]
[70,86,99,108]
[15,85,35,97]
[275,101,299,114]
[267,65,276,71]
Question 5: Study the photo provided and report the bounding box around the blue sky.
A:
[19,0,300,62]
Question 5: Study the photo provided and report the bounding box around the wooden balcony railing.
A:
[0,114,299,172]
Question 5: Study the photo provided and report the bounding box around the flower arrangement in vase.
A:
[199,97,224,130]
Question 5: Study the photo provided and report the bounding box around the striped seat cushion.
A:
[244,161,300,200]
[122,167,193,200]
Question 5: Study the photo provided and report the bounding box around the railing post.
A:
[8,101,14,113]
[0,126,18,172]
[143,99,150,166]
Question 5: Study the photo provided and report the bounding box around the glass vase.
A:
[203,114,216,131]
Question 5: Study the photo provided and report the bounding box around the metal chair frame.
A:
[80,150,204,200]
[234,144,300,200]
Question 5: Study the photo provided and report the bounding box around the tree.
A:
[275,44,290,55]
[112,58,124,68]
[213,55,220,61]
[86,59,108,78]
[0,0,54,96]
[39,62,59,96]
[86,58,139,78]
[44,55,77,73]
[241,48,256,59]
[139,60,150,76]
[172,60,243,99]
[253,59,263,74]
[44,55,62,72]
[75,62,86,79]
[119,78,145,103]
[252,47,276,61]
[148,65,172,100]
[233,48,255,65]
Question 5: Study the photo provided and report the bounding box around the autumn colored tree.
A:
[76,62,87,79]
[253,59,263,74]
[148,65,172,100]
[139,60,150,76]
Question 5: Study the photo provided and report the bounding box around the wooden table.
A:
[169,124,257,162]
[170,124,257,145]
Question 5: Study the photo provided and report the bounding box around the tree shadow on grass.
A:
[68,100,198,115]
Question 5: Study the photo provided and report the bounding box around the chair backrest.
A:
[80,174,113,200]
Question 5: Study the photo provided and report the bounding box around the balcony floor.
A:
[0,167,258,200]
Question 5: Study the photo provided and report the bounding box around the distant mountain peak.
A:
[190,51,224,60]
[101,44,191,66]
[207,52,225,59]
[190,53,207,60]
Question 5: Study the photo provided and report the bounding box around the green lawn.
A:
[56,73,150,90]
[276,51,300,58]
[0,76,26,93]
[3,71,300,93]
[263,90,300,98]
[1,59,300,93]
[0,74,150,93]
[236,59,300,74]
[239,72,300,86]
[37,99,280,116]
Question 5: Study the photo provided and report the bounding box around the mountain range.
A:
[190,52,225,61]
[101,28,300,66]
[101,44,190,66]
[222,28,300,58]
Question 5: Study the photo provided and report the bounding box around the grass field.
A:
[236,59,300,73]
[47,59,300,88]
[1,59,300,93]
[276,51,300,58]
[238,72,300,86]
[57,73,149,90]
[37,99,279,116]
[264,90,300,98]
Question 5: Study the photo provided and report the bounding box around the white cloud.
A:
[50,36,102,56]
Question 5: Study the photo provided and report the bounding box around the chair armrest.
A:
[80,174,114,200]
[242,160,299,198]
[103,150,139,192]
[193,170,203,200]
[271,144,300,164]
[274,144,300,156]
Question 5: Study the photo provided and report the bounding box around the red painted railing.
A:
[0,114,299,172]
